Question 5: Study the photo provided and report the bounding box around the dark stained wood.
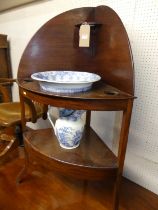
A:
[94,6,134,95]
[86,110,91,128]
[0,34,8,48]
[0,34,12,102]
[0,151,158,210]
[18,6,134,95]
[17,5,136,210]
[18,80,134,100]
[0,34,12,79]
[22,128,118,180]
[18,81,134,111]
[113,99,133,210]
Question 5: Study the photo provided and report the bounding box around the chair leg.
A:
[0,129,18,165]
[15,125,24,146]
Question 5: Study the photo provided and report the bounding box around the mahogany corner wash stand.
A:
[17,6,135,210]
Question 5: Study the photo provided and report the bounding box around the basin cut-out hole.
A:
[24,79,33,82]
[104,90,119,95]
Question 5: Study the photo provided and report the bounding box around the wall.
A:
[0,0,158,194]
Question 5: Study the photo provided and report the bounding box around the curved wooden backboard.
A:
[18,6,134,95]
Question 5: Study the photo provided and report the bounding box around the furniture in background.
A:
[17,6,135,210]
[0,78,48,162]
[0,35,48,161]
[0,34,12,102]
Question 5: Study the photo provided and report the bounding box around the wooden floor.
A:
[0,148,158,210]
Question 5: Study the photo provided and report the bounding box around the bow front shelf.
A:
[17,6,135,210]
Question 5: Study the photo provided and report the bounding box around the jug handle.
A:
[47,111,56,135]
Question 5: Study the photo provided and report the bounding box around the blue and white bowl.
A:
[31,71,101,93]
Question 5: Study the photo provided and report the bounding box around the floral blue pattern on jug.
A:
[48,107,85,149]
[56,127,83,148]
[59,108,85,121]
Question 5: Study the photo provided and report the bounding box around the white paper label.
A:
[79,23,90,47]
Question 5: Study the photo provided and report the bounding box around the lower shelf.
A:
[24,127,118,180]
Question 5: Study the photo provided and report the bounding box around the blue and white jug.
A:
[48,107,85,149]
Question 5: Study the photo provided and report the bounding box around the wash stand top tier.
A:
[17,6,135,103]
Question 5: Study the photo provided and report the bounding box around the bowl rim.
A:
[31,71,101,84]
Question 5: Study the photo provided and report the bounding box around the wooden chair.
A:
[0,78,47,160]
